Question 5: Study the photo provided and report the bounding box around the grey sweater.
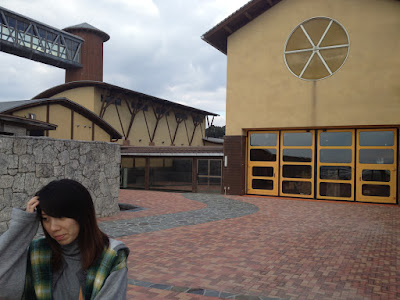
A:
[0,208,129,300]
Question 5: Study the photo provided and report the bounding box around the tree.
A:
[206,125,225,138]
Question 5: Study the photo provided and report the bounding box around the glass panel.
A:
[359,131,394,146]
[210,178,221,185]
[359,149,394,164]
[210,160,221,176]
[320,182,351,197]
[283,132,313,146]
[198,177,208,184]
[320,132,352,146]
[250,149,277,161]
[17,21,28,32]
[250,133,277,146]
[320,48,349,72]
[121,158,146,189]
[362,170,390,182]
[198,160,208,176]
[150,158,163,167]
[362,184,390,197]
[320,149,352,163]
[121,157,134,168]
[283,149,312,162]
[282,181,311,195]
[7,17,16,28]
[282,165,312,179]
[150,158,192,191]
[320,166,352,180]
[252,179,273,190]
[302,54,330,79]
[198,177,221,193]
[252,167,273,177]
[285,26,312,51]
[285,52,313,76]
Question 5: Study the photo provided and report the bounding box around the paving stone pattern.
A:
[103,190,400,300]
[99,193,259,237]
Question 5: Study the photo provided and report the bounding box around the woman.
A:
[0,179,129,299]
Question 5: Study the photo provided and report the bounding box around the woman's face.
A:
[41,212,80,245]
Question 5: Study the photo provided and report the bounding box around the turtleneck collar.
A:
[61,239,80,257]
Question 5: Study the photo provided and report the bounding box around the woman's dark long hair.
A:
[36,179,109,270]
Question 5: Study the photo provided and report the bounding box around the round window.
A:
[284,17,350,81]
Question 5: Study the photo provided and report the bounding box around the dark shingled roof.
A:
[63,22,110,42]
[202,0,282,54]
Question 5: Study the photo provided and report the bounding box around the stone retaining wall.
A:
[0,135,121,233]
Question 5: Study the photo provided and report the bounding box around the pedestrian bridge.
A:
[0,6,82,69]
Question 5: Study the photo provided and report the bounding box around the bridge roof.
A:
[64,23,110,42]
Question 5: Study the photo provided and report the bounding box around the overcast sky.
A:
[0,0,250,126]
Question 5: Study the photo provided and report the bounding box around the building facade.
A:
[203,0,400,203]
[0,8,223,193]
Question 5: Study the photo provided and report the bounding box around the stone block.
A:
[42,145,57,164]
[0,207,12,222]
[36,164,54,178]
[12,173,25,193]
[18,154,35,172]
[0,175,13,189]
[0,221,8,233]
[13,138,27,155]
[0,137,13,154]
[24,173,36,196]
[58,150,70,166]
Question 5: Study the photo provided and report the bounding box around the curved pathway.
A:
[99,193,259,238]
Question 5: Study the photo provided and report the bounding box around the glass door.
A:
[280,130,315,198]
[247,131,279,196]
[356,129,397,203]
[317,130,355,201]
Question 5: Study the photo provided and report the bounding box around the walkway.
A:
[98,190,400,300]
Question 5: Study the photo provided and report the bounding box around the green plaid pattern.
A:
[22,238,128,300]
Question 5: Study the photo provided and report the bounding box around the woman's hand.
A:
[26,196,39,213]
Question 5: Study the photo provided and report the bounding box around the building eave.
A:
[33,80,219,117]
[202,0,282,54]
[0,98,122,139]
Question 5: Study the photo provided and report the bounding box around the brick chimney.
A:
[63,23,110,83]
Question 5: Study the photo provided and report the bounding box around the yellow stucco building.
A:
[203,0,400,203]
[34,81,217,147]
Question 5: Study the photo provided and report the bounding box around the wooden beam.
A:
[70,110,74,140]
[114,102,126,138]
[165,114,173,145]
[142,110,152,142]
[224,26,233,34]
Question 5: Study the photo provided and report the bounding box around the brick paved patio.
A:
[99,190,400,300]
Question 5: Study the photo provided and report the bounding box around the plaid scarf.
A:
[22,238,128,300]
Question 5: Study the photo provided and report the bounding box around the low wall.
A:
[0,135,121,232]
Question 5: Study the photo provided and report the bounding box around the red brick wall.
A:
[65,31,104,82]
[223,135,246,195]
